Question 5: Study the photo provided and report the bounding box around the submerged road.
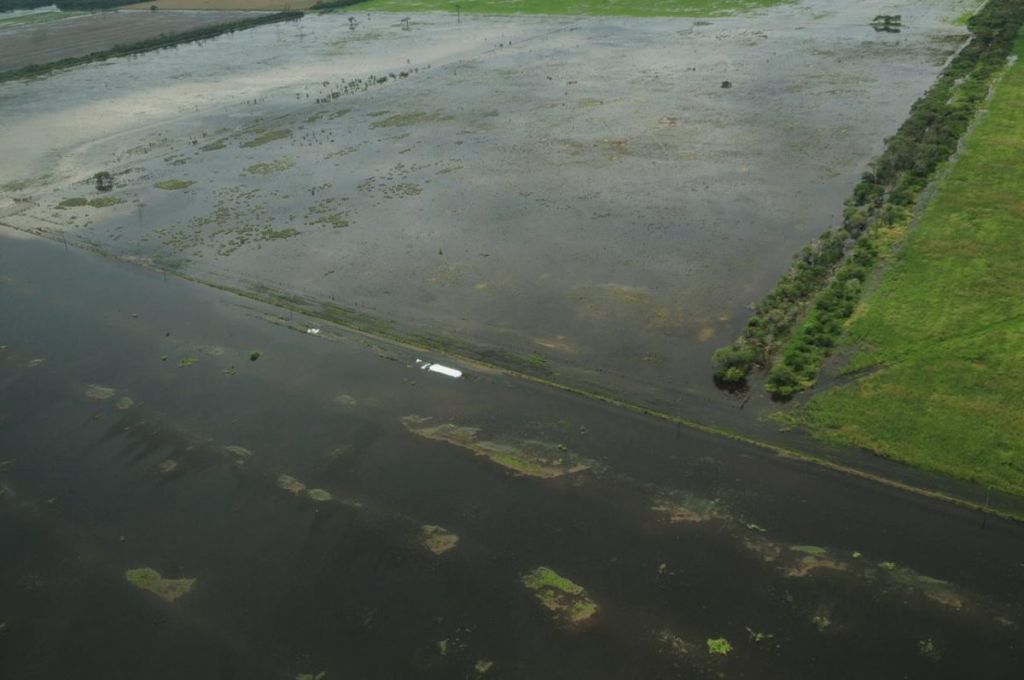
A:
[1,229,1022,679]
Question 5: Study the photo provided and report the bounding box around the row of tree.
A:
[713,0,1024,395]
[0,11,304,82]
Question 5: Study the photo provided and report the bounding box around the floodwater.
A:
[2,229,1023,678]
[0,0,972,421]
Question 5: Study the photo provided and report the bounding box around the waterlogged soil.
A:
[0,1,971,421]
[0,9,258,72]
[1,230,1022,679]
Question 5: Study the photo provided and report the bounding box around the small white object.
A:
[307,327,321,335]
[427,363,462,379]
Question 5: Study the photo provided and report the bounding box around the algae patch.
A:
[125,567,195,602]
[400,416,591,478]
[421,524,459,555]
[521,566,598,628]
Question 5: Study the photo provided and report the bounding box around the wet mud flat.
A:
[0,9,259,72]
[0,1,971,419]
[1,230,1022,678]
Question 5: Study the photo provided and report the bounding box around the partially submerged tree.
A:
[94,171,113,192]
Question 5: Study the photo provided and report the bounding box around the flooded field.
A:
[2,227,1023,678]
[0,9,256,72]
[0,1,972,418]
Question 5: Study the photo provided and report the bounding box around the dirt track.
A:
[0,10,258,72]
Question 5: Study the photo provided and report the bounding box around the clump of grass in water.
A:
[58,197,88,208]
[89,196,124,208]
[521,566,598,627]
[369,111,452,128]
[245,158,295,175]
[401,416,591,478]
[240,129,292,148]
[421,524,459,555]
[154,180,194,190]
[125,567,195,602]
[706,637,732,655]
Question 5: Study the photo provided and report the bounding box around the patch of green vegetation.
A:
[85,384,115,400]
[522,566,583,595]
[746,627,772,643]
[200,139,227,151]
[308,200,349,228]
[791,32,1024,496]
[224,445,253,462]
[421,524,459,554]
[89,195,124,208]
[359,0,785,18]
[177,356,198,367]
[790,545,827,556]
[655,629,695,657]
[1,174,51,192]
[155,180,194,191]
[325,146,356,160]
[381,181,422,198]
[370,111,452,128]
[125,567,194,602]
[295,672,326,680]
[401,416,592,478]
[706,637,732,655]
[651,490,720,523]
[58,197,88,208]
[474,660,493,674]
[240,129,292,148]
[245,158,295,175]
[521,566,598,627]
[249,351,262,362]
[277,474,307,494]
[919,638,941,660]
[115,396,134,410]
[307,488,333,502]
[714,0,1024,391]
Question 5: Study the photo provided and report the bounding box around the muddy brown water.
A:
[1,230,1022,679]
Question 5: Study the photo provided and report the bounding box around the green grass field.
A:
[354,0,783,18]
[791,33,1024,496]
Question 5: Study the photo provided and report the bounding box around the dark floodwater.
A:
[1,232,1022,679]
